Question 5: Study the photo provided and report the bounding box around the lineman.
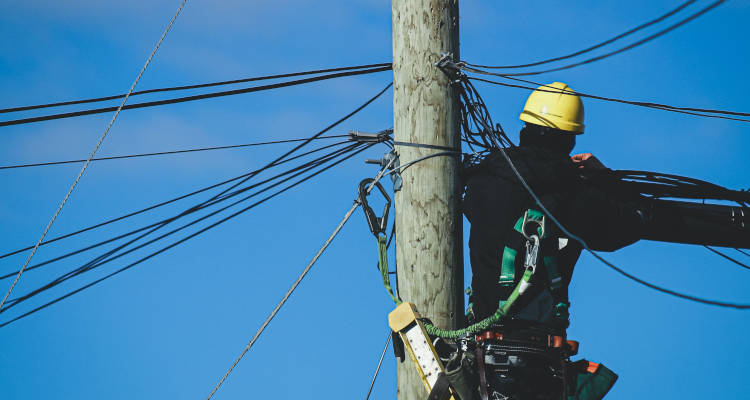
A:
[462,82,646,399]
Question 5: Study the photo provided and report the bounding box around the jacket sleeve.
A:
[556,172,647,252]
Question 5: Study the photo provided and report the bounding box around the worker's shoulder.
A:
[480,146,575,175]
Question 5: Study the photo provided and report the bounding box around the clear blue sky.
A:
[1,1,748,399]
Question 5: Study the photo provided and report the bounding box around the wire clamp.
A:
[358,178,392,238]
[349,128,393,143]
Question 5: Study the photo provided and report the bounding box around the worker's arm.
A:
[560,154,647,252]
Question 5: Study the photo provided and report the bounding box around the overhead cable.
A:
[608,170,750,204]
[0,83,393,321]
[473,0,725,76]
[0,141,348,263]
[0,134,348,170]
[0,143,375,327]
[466,74,750,123]
[0,0,189,312]
[205,153,394,400]
[0,67,392,127]
[471,69,750,118]
[465,0,697,69]
[2,143,367,311]
[704,246,750,271]
[0,143,357,290]
[0,82,392,263]
[365,332,392,400]
[0,63,391,114]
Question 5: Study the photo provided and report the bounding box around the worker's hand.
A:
[571,153,607,170]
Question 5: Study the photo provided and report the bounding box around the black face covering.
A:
[519,124,576,155]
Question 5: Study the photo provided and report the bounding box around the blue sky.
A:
[1,1,748,399]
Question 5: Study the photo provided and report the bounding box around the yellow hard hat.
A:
[519,82,585,134]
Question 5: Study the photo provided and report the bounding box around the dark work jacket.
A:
[463,146,645,326]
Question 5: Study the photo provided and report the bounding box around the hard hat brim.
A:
[520,110,584,134]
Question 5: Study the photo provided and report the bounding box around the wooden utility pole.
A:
[392,1,462,399]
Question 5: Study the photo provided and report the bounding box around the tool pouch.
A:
[444,351,479,400]
[567,360,618,400]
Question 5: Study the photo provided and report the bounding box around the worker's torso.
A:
[463,147,585,327]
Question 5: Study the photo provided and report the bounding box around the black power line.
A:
[478,0,725,76]
[0,82,392,262]
[704,246,750,271]
[0,66,392,127]
[0,141,353,280]
[0,143,375,328]
[466,0,697,69]
[0,141,347,263]
[0,134,349,170]
[1,142,366,311]
[466,74,750,123]
[0,63,391,114]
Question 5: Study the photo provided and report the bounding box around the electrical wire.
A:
[0,81,392,263]
[471,69,750,118]
[0,134,348,170]
[0,63,391,114]
[606,170,750,204]
[1,143,367,312]
[0,66,392,127]
[0,0,188,312]
[204,152,392,400]
[465,0,697,69]
[466,74,750,123]
[1,82,393,306]
[482,0,725,76]
[365,332,392,400]
[0,145,356,286]
[704,246,750,271]
[0,141,347,263]
[0,142,376,327]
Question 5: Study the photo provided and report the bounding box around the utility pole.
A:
[392,1,462,399]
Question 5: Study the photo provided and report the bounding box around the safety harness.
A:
[495,208,570,324]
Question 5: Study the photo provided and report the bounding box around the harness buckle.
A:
[358,178,391,238]
[520,210,545,240]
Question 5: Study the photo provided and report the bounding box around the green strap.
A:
[374,231,532,338]
[373,218,544,338]
[500,246,517,287]
[501,209,546,287]
[423,268,533,339]
[378,235,401,305]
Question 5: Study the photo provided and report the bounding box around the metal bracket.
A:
[365,151,402,192]
[435,52,465,84]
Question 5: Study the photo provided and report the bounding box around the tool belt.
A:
[476,328,579,357]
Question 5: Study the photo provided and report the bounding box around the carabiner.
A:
[524,235,540,274]
[358,178,392,238]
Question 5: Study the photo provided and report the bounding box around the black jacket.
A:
[463,146,645,324]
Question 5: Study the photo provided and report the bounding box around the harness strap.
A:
[377,235,401,305]
[501,208,565,296]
